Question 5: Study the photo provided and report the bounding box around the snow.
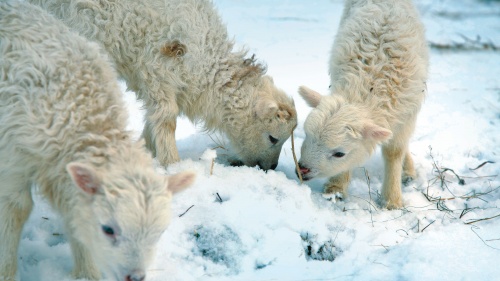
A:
[17,0,500,280]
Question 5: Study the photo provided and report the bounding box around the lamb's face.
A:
[297,86,392,181]
[298,98,373,180]
[228,76,297,171]
[67,163,195,281]
[229,109,297,171]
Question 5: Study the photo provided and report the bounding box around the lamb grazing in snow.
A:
[0,2,195,280]
[27,0,298,171]
[297,0,428,209]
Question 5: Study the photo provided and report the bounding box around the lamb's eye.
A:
[269,135,279,145]
[102,225,115,237]
[333,152,345,158]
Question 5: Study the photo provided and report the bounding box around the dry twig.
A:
[421,220,436,232]
[470,161,495,171]
[470,226,500,250]
[291,127,303,183]
[178,205,195,217]
[429,34,499,51]
[216,193,223,203]
[465,213,500,225]
[364,168,376,227]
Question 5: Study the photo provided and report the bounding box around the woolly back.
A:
[329,0,428,122]
[0,0,129,169]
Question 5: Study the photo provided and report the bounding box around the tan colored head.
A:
[297,86,392,180]
[227,76,297,171]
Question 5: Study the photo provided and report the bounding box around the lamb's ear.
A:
[255,97,279,119]
[167,171,196,194]
[66,162,102,195]
[362,123,393,142]
[298,86,322,108]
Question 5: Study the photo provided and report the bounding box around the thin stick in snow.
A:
[178,205,195,217]
[291,128,303,184]
[465,213,500,225]
[421,220,436,232]
[470,226,500,251]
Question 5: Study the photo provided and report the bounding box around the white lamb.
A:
[297,0,428,209]
[0,2,195,280]
[27,0,298,171]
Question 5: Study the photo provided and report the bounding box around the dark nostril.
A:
[257,162,277,171]
[126,274,146,281]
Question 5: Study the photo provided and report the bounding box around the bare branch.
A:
[465,213,500,225]
[178,205,195,217]
[291,128,303,183]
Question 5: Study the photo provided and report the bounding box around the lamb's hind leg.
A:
[142,98,180,166]
[402,150,417,185]
[0,174,33,281]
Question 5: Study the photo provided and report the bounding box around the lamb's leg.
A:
[142,99,180,166]
[0,176,33,281]
[324,171,351,200]
[402,150,416,185]
[381,145,406,209]
[65,223,101,280]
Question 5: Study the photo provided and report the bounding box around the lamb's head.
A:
[227,75,297,171]
[66,146,195,281]
[297,86,392,180]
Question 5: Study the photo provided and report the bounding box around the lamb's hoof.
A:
[402,175,414,186]
[385,200,403,210]
[322,192,343,202]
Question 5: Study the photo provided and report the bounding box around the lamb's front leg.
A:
[64,222,101,280]
[0,176,33,281]
[381,144,406,209]
[324,171,351,200]
[142,100,180,166]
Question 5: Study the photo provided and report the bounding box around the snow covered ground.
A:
[18,0,500,280]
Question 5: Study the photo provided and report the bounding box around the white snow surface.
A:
[18,0,500,280]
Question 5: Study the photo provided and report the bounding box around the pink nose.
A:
[300,167,310,175]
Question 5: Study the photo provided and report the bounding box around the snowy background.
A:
[18,0,500,280]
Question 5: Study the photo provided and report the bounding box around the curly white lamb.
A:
[297,0,429,209]
[27,0,298,171]
[0,2,195,280]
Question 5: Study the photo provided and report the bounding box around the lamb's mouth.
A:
[301,174,313,181]
[229,159,244,167]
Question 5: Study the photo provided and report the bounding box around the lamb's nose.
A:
[126,270,145,281]
[300,167,310,175]
[257,161,277,171]
[298,163,310,175]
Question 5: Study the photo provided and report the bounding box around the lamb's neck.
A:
[186,62,260,134]
[361,101,392,130]
[333,84,392,130]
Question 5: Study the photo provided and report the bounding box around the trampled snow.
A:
[17,0,500,280]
